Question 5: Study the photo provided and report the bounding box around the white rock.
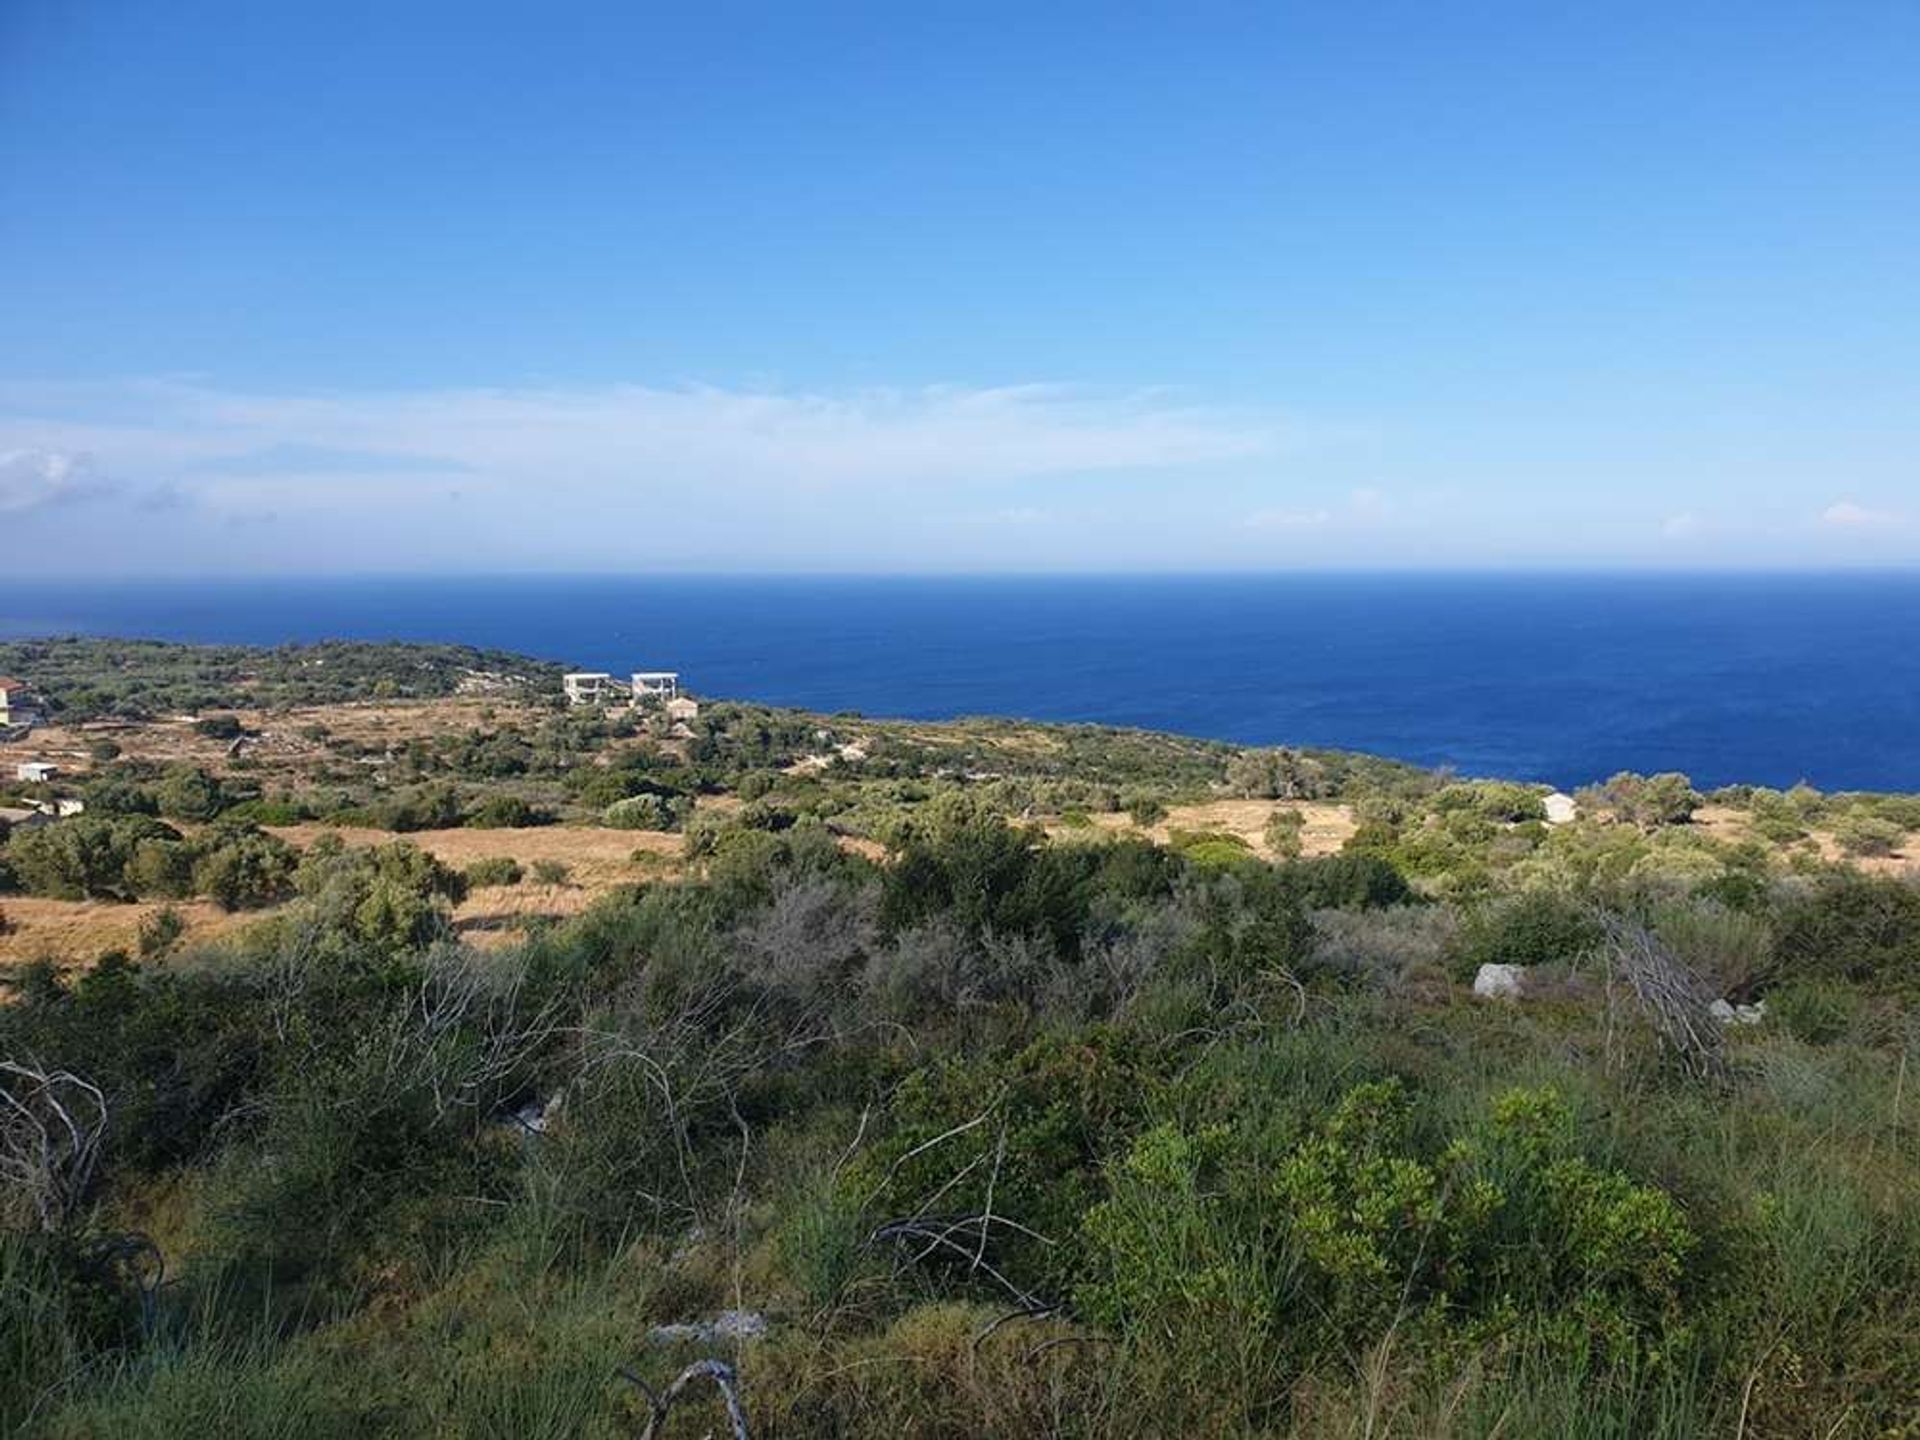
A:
[648,1310,769,1346]
[1708,999,1737,1024]
[1472,964,1528,1000]
[510,1091,565,1134]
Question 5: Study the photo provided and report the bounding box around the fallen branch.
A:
[868,1215,1050,1311]
[1596,913,1728,1084]
[0,1060,108,1230]
[620,1358,750,1440]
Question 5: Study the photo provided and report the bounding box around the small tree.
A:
[137,905,187,959]
[1124,794,1167,828]
[156,765,225,822]
[1596,771,1700,829]
[1264,808,1306,859]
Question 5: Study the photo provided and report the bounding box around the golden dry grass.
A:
[1047,798,1355,860]
[265,822,686,947]
[0,897,246,968]
[1693,804,1918,876]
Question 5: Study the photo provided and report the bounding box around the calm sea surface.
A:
[2,574,1916,791]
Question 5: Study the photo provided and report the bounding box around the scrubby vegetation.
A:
[1,642,1917,1437]
[0,637,559,721]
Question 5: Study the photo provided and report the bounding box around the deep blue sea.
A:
[2,574,1916,792]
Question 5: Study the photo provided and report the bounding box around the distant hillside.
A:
[0,636,563,721]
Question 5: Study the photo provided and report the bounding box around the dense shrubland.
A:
[3,785,1916,1438]
[2,645,1917,1434]
[0,637,559,721]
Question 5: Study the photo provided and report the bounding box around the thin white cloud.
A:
[1348,486,1393,519]
[0,448,114,513]
[1662,512,1699,539]
[1244,506,1331,530]
[0,377,1283,571]
[0,377,1271,500]
[1820,499,1903,528]
[1242,487,1392,532]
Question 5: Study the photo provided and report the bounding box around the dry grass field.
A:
[0,897,247,967]
[1047,798,1355,859]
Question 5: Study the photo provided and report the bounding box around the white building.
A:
[632,671,679,702]
[0,676,25,727]
[563,672,619,705]
[1542,791,1578,825]
[15,761,58,783]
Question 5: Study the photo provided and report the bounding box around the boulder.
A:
[647,1310,769,1347]
[1472,964,1528,1000]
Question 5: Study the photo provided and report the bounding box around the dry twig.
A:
[620,1358,750,1440]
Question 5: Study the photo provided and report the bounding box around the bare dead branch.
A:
[0,1060,108,1230]
[1596,912,1728,1084]
[620,1358,750,1440]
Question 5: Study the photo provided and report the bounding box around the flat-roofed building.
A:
[632,671,679,702]
[563,672,618,705]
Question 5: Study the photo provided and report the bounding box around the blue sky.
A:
[3,1,1916,573]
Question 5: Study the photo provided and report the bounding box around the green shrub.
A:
[1448,889,1601,979]
[465,793,548,828]
[463,855,524,888]
[602,793,683,830]
[1767,981,1860,1043]
[137,905,187,959]
[1264,807,1305,859]
[1078,1081,1695,1376]
[1770,873,1920,994]
[530,859,571,886]
[7,815,182,901]
[1651,899,1771,998]
[81,775,157,816]
[849,1028,1159,1299]
[1276,852,1415,909]
[1124,794,1167,827]
[1166,829,1255,870]
[1832,814,1905,859]
[1589,772,1702,828]
[156,765,227,822]
[191,826,298,911]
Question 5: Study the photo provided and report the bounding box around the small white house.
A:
[563,672,618,705]
[15,761,58,784]
[1542,791,1578,825]
[632,671,679,702]
[0,676,25,726]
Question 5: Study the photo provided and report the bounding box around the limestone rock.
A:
[648,1310,769,1347]
[1472,963,1527,1000]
